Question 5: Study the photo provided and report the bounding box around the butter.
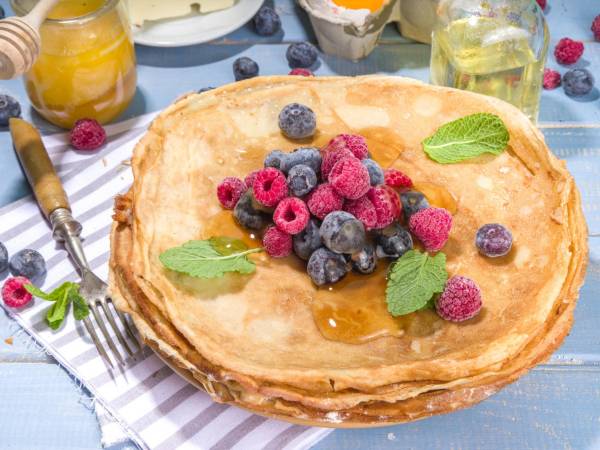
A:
[127,0,235,26]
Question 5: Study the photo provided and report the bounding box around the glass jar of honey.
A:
[11,0,137,129]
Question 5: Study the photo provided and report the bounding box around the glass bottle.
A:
[11,0,137,129]
[430,0,549,122]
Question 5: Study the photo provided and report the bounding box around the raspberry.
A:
[384,168,413,190]
[326,134,369,160]
[307,183,343,220]
[289,68,314,76]
[263,226,292,258]
[366,186,401,229]
[593,15,600,41]
[344,195,377,229]
[554,38,584,65]
[436,276,482,322]
[543,69,561,90]
[536,0,546,10]
[409,207,452,252]
[244,170,259,189]
[2,276,33,308]
[329,157,371,200]
[253,168,288,207]
[321,147,354,180]
[217,177,247,209]
[70,119,106,151]
[273,197,310,235]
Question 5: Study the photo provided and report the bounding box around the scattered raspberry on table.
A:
[554,38,584,65]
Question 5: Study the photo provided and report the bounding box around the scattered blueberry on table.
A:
[233,57,259,81]
[8,249,47,285]
[253,6,281,36]
[562,68,595,97]
[0,242,8,273]
[0,95,22,127]
[286,42,319,68]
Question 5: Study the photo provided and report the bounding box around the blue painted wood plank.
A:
[0,362,598,450]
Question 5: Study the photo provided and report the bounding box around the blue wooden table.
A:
[1,1,599,449]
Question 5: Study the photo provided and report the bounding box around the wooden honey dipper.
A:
[0,0,60,79]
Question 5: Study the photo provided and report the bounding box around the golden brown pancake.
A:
[109,76,587,426]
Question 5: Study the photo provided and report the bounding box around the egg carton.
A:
[298,0,437,60]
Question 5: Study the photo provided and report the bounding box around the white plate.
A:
[132,0,264,47]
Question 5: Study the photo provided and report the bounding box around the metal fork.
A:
[10,118,141,368]
[50,208,141,368]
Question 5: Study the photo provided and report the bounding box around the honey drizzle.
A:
[206,128,458,346]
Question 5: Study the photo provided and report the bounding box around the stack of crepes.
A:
[109,76,587,426]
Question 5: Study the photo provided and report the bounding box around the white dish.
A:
[132,0,263,47]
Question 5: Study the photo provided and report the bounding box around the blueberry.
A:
[375,223,413,259]
[400,191,430,221]
[475,223,513,257]
[351,243,377,274]
[197,87,215,94]
[9,249,47,284]
[0,95,21,127]
[307,247,348,286]
[320,211,366,254]
[264,150,286,170]
[234,190,269,230]
[362,159,384,186]
[233,57,259,81]
[293,218,322,260]
[287,164,317,196]
[278,103,316,139]
[282,147,322,173]
[0,242,8,273]
[286,42,318,69]
[563,69,594,97]
[253,6,281,36]
[0,6,4,20]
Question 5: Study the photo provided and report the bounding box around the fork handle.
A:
[50,208,90,273]
[10,118,70,218]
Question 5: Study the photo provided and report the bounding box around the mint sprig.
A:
[423,113,509,164]
[386,250,448,316]
[159,237,264,278]
[25,282,90,330]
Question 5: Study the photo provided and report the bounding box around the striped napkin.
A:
[0,113,331,450]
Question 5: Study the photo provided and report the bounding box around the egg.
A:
[306,0,387,27]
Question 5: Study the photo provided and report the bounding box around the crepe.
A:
[109,76,587,425]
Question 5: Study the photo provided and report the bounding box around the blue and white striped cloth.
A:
[0,113,331,450]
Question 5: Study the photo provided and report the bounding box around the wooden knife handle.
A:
[9,118,70,218]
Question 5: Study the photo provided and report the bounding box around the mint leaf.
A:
[386,250,448,317]
[423,113,509,164]
[159,238,263,278]
[71,293,90,321]
[26,282,90,329]
[24,284,53,301]
[46,287,71,330]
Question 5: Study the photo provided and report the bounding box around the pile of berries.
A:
[217,103,455,289]
[1,242,47,308]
